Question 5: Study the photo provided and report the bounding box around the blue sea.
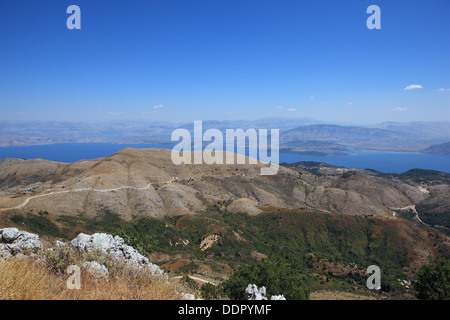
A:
[0,143,449,174]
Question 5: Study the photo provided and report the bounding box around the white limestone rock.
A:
[71,232,164,275]
[0,228,42,256]
[82,261,109,280]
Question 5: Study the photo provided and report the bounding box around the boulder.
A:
[0,245,12,258]
[0,227,42,256]
[244,284,286,300]
[71,232,164,275]
[270,294,286,300]
[1,228,20,243]
[180,292,197,300]
[244,284,267,300]
[82,261,109,280]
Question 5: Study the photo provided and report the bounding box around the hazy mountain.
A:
[279,140,350,155]
[1,120,450,153]
[368,121,450,140]
[282,124,404,142]
[422,142,450,155]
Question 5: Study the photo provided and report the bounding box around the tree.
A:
[414,255,450,300]
[222,259,309,300]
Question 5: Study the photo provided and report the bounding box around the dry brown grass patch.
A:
[0,256,183,300]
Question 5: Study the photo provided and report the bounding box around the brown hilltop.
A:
[0,148,447,221]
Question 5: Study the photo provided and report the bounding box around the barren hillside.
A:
[0,148,447,223]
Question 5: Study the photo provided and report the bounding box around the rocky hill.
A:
[0,147,449,298]
[0,148,446,220]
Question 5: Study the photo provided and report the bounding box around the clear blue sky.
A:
[0,0,449,124]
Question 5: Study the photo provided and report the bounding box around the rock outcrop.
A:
[71,232,164,275]
[245,284,267,300]
[244,284,286,300]
[82,261,109,280]
[0,227,42,258]
[270,294,286,300]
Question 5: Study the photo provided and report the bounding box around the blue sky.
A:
[0,0,449,124]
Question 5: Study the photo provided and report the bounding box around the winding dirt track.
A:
[388,204,449,232]
[0,183,153,212]
[172,275,218,285]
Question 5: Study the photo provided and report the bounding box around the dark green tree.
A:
[415,255,450,300]
[222,259,309,300]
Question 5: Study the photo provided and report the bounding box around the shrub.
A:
[41,246,81,275]
[11,214,63,238]
[222,259,309,300]
[200,282,223,300]
[41,244,129,278]
[118,229,158,255]
[181,275,199,292]
[414,255,450,300]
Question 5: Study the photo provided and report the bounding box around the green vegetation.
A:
[200,282,223,300]
[395,209,416,221]
[180,275,199,292]
[414,255,450,300]
[11,214,63,238]
[118,229,158,254]
[56,214,204,257]
[416,203,450,230]
[100,209,414,292]
[56,210,123,235]
[397,169,450,184]
[222,259,309,300]
[341,171,356,179]
[10,206,440,296]
[282,161,340,175]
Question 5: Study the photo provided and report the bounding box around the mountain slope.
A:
[422,142,450,155]
[282,124,404,142]
[2,120,450,151]
[369,121,450,140]
[1,148,449,297]
[0,148,447,221]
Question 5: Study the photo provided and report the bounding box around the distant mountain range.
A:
[0,118,449,155]
[367,121,450,140]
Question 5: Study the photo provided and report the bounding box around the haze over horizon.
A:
[1,0,449,124]
[1,117,450,127]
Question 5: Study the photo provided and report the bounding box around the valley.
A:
[0,148,449,298]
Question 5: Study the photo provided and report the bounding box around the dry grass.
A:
[310,290,377,300]
[57,268,180,300]
[0,257,57,300]
[0,251,185,300]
